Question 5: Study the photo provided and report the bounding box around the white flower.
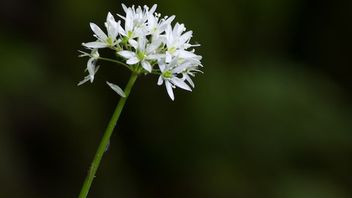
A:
[164,23,199,63]
[83,12,120,49]
[180,60,203,88]
[117,36,162,72]
[157,58,194,100]
[147,13,175,39]
[78,49,100,85]
[117,4,157,47]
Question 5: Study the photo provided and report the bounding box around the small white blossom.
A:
[117,36,162,72]
[147,13,175,39]
[117,4,157,47]
[164,23,200,63]
[157,58,196,100]
[78,49,100,85]
[83,12,120,49]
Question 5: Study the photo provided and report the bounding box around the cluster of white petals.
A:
[79,4,202,100]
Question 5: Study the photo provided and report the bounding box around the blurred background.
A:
[0,0,352,197]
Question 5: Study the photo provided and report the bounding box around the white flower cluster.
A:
[79,4,202,100]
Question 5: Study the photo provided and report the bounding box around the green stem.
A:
[78,72,138,198]
[97,57,131,71]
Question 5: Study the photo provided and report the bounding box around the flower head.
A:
[79,4,203,100]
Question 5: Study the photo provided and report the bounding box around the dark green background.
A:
[0,0,351,197]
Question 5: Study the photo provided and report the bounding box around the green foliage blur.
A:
[0,0,351,197]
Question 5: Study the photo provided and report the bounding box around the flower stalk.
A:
[78,72,138,198]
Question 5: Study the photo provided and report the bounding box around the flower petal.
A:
[77,76,91,86]
[87,58,96,82]
[177,50,198,59]
[125,11,133,32]
[149,4,157,15]
[157,76,164,85]
[126,57,139,65]
[179,31,193,45]
[158,62,166,72]
[171,78,192,91]
[141,61,152,72]
[165,81,175,101]
[90,23,108,40]
[165,51,172,63]
[184,75,195,88]
[128,39,138,49]
[106,82,126,97]
[159,15,175,32]
[121,4,129,13]
[147,38,161,53]
[138,36,147,51]
[106,12,119,39]
[82,41,108,49]
[118,50,135,59]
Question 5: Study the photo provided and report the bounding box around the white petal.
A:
[90,23,108,40]
[147,15,157,30]
[157,76,164,85]
[165,51,172,63]
[149,4,157,15]
[169,56,179,67]
[165,81,174,101]
[106,12,119,39]
[106,12,114,24]
[82,41,108,49]
[179,31,193,45]
[171,78,192,91]
[117,21,126,36]
[148,54,163,60]
[122,4,128,13]
[178,50,197,59]
[165,25,173,45]
[125,12,133,32]
[87,58,96,78]
[173,62,191,73]
[117,13,126,20]
[159,15,175,32]
[185,75,195,88]
[138,36,147,50]
[175,23,185,36]
[141,61,152,72]
[126,57,139,65]
[133,28,147,38]
[128,39,138,49]
[158,63,166,72]
[106,82,126,97]
[118,50,135,59]
[77,76,91,86]
[147,39,161,53]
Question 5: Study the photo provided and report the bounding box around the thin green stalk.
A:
[78,72,138,198]
[97,57,131,71]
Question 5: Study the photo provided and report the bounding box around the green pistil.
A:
[106,37,113,45]
[162,70,173,78]
[127,31,133,38]
[137,51,145,60]
[168,47,176,54]
[121,36,129,45]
